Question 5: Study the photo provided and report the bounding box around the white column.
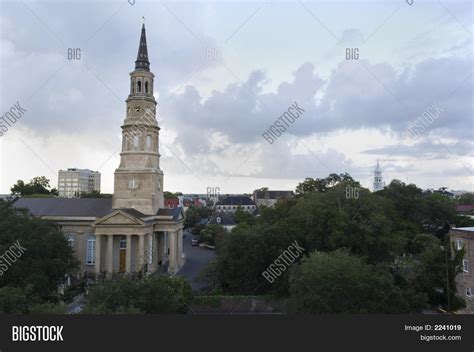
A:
[95,235,101,274]
[168,230,177,273]
[126,235,132,273]
[177,228,184,266]
[106,235,113,273]
[138,234,145,271]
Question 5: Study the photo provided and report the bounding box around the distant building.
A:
[183,197,206,208]
[58,168,101,198]
[0,194,17,202]
[424,187,455,198]
[373,159,384,192]
[253,190,294,208]
[450,227,474,312]
[208,212,236,232]
[456,205,474,214]
[452,190,474,198]
[215,196,256,213]
[164,198,179,208]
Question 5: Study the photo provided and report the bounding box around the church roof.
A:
[121,208,147,219]
[135,24,150,71]
[13,198,112,218]
[209,212,236,226]
[13,197,183,222]
[156,207,182,221]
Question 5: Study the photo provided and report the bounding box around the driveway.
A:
[176,228,216,292]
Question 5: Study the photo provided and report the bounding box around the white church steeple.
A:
[373,159,384,192]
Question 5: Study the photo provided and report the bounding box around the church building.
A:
[13,24,185,276]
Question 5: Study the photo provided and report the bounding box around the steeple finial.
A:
[135,21,150,71]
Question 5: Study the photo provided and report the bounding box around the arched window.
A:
[137,80,142,93]
[131,79,135,93]
[145,81,149,93]
[86,235,96,265]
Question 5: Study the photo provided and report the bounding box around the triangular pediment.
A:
[94,209,145,226]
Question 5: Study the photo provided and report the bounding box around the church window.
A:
[145,81,149,93]
[463,259,470,273]
[137,80,142,93]
[86,236,96,265]
[146,135,152,149]
[67,234,75,248]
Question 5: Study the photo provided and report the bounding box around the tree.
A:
[10,177,57,197]
[137,276,192,313]
[185,206,212,228]
[191,224,206,237]
[216,225,268,294]
[457,193,474,205]
[0,202,79,300]
[79,190,112,198]
[295,177,327,195]
[83,276,192,314]
[234,206,255,225]
[288,250,426,313]
[0,286,32,314]
[295,173,359,196]
[404,234,465,311]
[214,174,464,312]
[199,225,226,246]
[164,191,182,199]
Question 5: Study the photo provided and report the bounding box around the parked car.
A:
[191,237,199,246]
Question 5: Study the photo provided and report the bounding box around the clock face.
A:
[128,178,139,190]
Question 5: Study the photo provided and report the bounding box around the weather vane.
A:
[142,16,145,24]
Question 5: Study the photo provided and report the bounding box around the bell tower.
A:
[373,159,384,192]
[112,23,164,214]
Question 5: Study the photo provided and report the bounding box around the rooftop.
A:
[216,196,255,206]
[13,197,182,220]
[452,227,474,232]
[254,190,294,199]
[13,198,112,217]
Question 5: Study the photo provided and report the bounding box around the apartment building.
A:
[58,168,101,198]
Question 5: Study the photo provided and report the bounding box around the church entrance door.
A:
[119,238,127,273]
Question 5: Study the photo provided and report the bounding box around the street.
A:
[176,228,216,292]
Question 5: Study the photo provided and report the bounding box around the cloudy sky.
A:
[0,0,472,195]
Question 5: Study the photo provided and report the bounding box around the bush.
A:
[288,250,426,313]
[83,275,193,314]
[0,286,32,314]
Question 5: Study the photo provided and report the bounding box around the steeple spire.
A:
[135,23,150,71]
